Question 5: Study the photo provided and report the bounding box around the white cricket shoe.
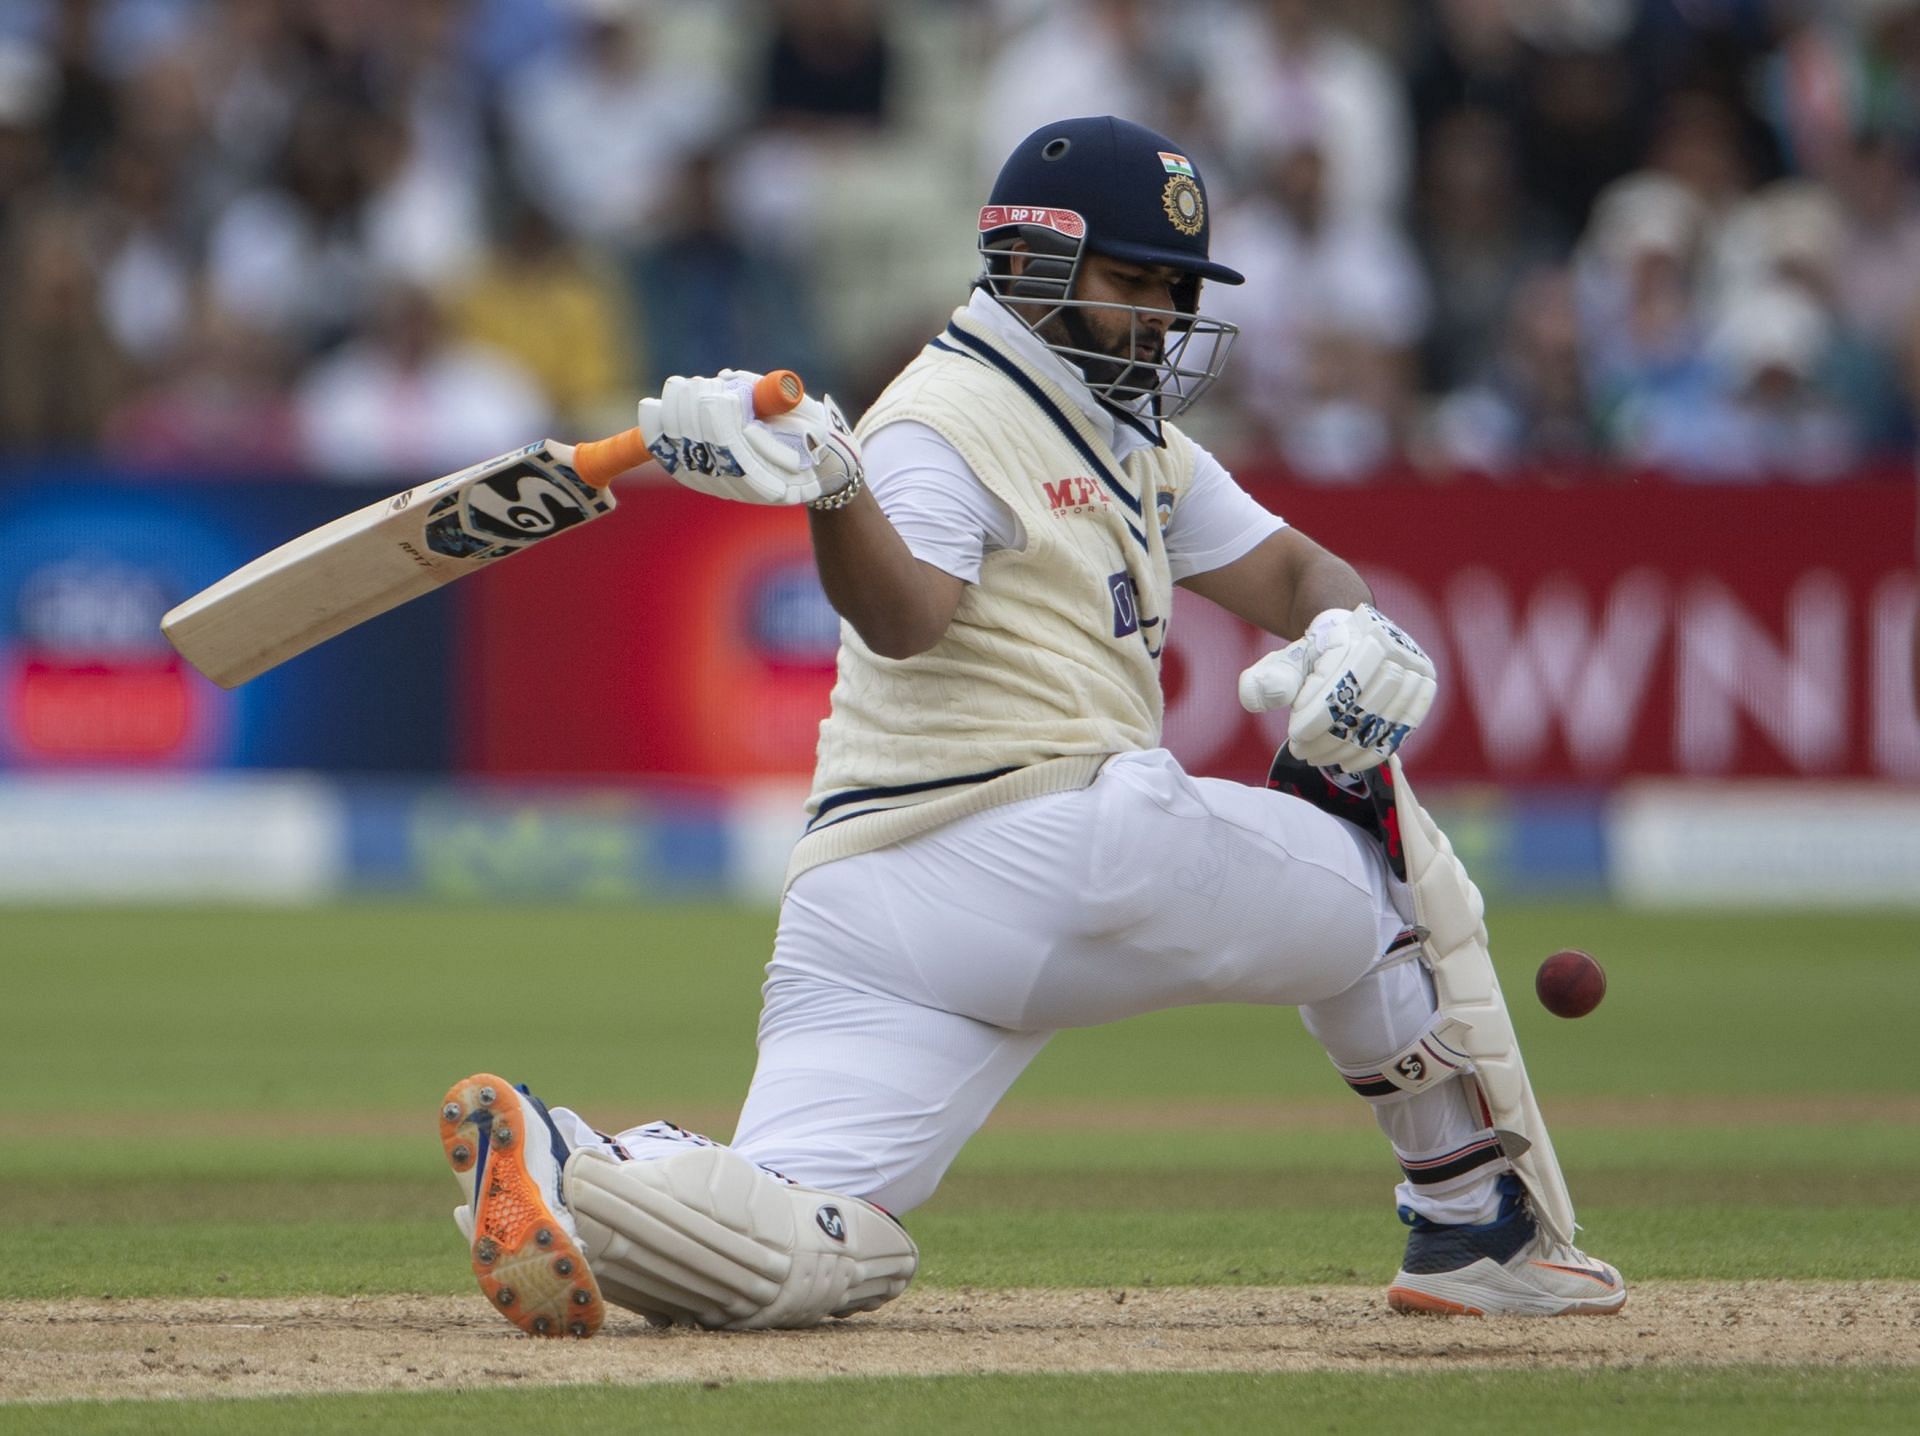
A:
[439,1072,606,1337]
[1387,1175,1626,1317]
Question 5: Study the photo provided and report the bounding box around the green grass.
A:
[3,903,1914,1116]
[2,902,1915,1419]
[4,1187,1913,1300]
[5,1115,1918,1298]
[0,905,770,1114]
[9,1369,1920,1436]
[2,902,1917,1300]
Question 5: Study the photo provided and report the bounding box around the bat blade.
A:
[162,442,613,687]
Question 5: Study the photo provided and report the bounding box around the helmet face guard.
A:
[978,205,1237,423]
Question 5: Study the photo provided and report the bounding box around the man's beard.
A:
[1050,307,1165,408]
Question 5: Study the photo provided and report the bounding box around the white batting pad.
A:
[1388,756,1579,1245]
[564,1145,917,1330]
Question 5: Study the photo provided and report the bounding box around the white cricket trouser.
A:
[704,749,1502,1225]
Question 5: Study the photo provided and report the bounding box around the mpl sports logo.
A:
[1043,475,1108,517]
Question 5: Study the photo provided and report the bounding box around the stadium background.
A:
[0,0,1916,907]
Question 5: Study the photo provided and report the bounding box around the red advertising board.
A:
[460,487,837,782]
[461,476,1920,786]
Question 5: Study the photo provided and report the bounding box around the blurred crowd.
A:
[2,0,1919,484]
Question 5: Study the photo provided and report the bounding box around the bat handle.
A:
[570,370,807,489]
[753,369,805,414]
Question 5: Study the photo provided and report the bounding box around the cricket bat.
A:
[162,370,806,688]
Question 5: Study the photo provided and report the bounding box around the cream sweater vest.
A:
[785,305,1198,886]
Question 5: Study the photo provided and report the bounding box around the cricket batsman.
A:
[438,116,1626,1336]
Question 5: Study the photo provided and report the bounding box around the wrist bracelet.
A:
[807,470,865,512]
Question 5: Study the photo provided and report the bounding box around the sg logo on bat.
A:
[465,471,599,541]
[425,462,611,560]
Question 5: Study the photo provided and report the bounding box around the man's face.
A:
[1003,247,1196,405]
[1060,254,1184,365]
[1006,249,1184,356]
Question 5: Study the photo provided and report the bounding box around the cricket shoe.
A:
[439,1073,606,1337]
[1387,1176,1626,1317]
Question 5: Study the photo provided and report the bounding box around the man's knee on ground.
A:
[563,1145,918,1330]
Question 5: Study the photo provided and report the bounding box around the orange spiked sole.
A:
[440,1073,605,1338]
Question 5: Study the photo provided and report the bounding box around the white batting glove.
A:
[638,369,863,506]
[1238,605,1437,773]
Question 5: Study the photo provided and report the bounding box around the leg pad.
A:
[564,1145,917,1330]
[1383,755,1579,1245]
[1332,1012,1474,1105]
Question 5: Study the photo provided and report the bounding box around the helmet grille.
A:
[976,208,1237,422]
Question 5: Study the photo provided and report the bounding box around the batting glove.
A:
[640,370,863,506]
[1238,605,1437,773]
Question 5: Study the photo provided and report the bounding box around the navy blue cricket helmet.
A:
[978,116,1241,420]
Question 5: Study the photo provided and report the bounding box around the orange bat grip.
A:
[571,369,807,489]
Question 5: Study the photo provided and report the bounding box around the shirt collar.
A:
[965,289,1157,464]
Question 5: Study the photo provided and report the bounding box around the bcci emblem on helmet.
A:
[1162,174,1203,237]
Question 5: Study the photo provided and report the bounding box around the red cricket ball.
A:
[1535,948,1607,1019]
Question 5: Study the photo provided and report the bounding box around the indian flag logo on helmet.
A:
[1158,152,1195,177]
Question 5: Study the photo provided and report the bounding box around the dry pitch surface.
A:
[5,1283,1917,1403]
